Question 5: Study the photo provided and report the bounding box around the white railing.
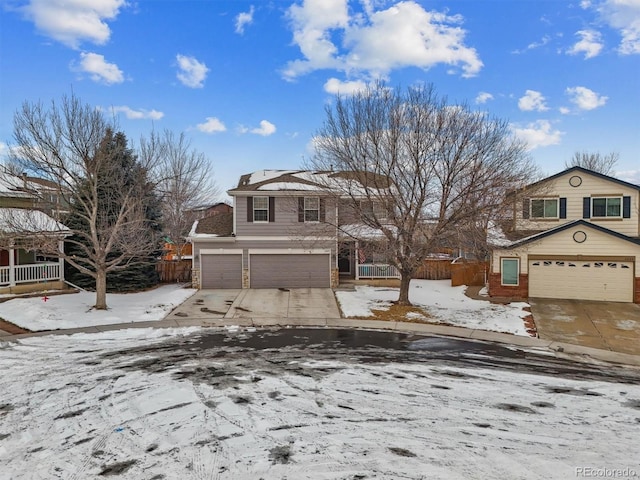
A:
[357,263,400,279]
[0,263,61,286]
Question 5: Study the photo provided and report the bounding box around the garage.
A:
[200,254,242,289]
[528,258,634,302]
[249,253,330,288]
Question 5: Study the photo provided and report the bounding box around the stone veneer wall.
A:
[242,268,250,288]
[191,266,200,289]
[331,268,339,288]
[488,273,529,299]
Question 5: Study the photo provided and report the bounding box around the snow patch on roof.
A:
[247,170,296,186]
[0,208,70,234]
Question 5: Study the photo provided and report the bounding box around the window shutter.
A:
[522,198,530,219]
[559,198,567,219]
[583,197,590,218]
[319,198,326,222]
[622,196,631,218]
[298,197,304,222]
[269,197,275,223]
[247,197,253,223]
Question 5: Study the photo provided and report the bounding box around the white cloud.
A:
[250,120,276,136]
[76,52,124,84]
[518,90,549,112]
[567,29,603,58]
[475,92,494,104]
[566,86,608,110]
[593,0,640,54]
[283,0,482,80]
[324,78,368,95]
[197,117,227,134]
[176,54,209,88]
[512,120,564,150]
[235,6,255,34]
[615,169,640,184]
[20,0,126,49]
[110,106,164,120]
[559,106,571,114]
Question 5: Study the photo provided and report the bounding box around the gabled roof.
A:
[513,166,640,194]
[0,208,70,235]
[228,169,392,194]
[188,211,234,238]
[497,219,640,249]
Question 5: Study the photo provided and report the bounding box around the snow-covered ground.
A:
[336,280,531,336]
[0,284,196,331]
[1,327,639,479]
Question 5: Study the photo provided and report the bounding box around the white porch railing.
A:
[0,263,61,286]
[357,263,400,279]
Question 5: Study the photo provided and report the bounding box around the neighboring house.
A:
[188,170,394,289]
[489,166,640,303]
[0,171,71,294]
[188,202,233,218]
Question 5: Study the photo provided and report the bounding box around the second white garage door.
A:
[249,253,330,288]
[200,254,242,289]
[528,259,634,302]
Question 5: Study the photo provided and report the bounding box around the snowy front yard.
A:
[1,327,639,479]
[336,280,531,336]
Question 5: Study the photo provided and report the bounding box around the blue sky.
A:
[1,0,639,198]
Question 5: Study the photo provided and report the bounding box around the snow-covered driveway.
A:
[1,327,639,479]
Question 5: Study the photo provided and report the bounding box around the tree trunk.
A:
[95,269,108,310]
[397,272,412,306]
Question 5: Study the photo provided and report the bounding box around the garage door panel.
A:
[250,254,329,288]
[529,259,633,302]
[201,254,242,289]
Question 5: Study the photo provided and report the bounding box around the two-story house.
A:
[188,169,393,289]
[489,166,640,303]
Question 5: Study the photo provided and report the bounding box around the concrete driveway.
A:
[529,299,640,355]
[165,288,341,323]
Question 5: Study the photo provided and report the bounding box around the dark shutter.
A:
[298,197,304,222]
[622,196,631,218]
[583,197,590,218]
[522,198,530,219]
[268,197,275,223]
[559,198,567,219]
[319,198,326,222]
[247,197,253,223]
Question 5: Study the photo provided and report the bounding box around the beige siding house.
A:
[490,167,640,303]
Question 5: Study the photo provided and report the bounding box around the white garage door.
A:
[201,254,242,289]
[529,259,634,302]
[250,254,330,288]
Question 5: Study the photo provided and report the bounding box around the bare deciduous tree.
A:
[309,83,536,305]
[565,151,619,175]
[142,130,218,261]
[6,94,159,310]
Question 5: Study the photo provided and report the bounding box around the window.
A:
[304,197,320,222]
[253,196,268,222]
[360,200,387,221]
[530,198,558,219]
[592,197,621,218]
[36,253,58,263]
[501,258,519,286]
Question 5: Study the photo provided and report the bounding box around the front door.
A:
[338,242,353,276]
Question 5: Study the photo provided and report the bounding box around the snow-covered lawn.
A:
[0,327,639,479]
[0,284,196,331]
[336,280,531,336]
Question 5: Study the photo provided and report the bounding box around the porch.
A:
[338,240,401,280]
[0,243,66,294]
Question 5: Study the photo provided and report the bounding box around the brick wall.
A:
[488,273,529,299]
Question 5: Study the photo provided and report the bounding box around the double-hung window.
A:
[501,258,519,286]
[253,196,269,222]
[592,197,621,218]
[304,197,320,222]
[530,198,558,219]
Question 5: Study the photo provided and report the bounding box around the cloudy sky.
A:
[1,0,639,194]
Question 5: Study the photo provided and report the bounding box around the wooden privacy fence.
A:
[450,261,488,287]
[156,260,192,283]
[414,259,452,280]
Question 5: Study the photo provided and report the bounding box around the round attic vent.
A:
[569,175,582,187]
[573,231,587,243]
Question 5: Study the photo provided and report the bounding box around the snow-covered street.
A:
[1,327,639,479]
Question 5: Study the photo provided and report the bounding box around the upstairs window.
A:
[530,198,558,219]
[592,197,621,218]
[253,196,269,222]
[304,197,320,222]
[360,200,388,221]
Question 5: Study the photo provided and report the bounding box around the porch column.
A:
[355,241,360,280]
[8,247,15,286]
[58,240,65,282]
